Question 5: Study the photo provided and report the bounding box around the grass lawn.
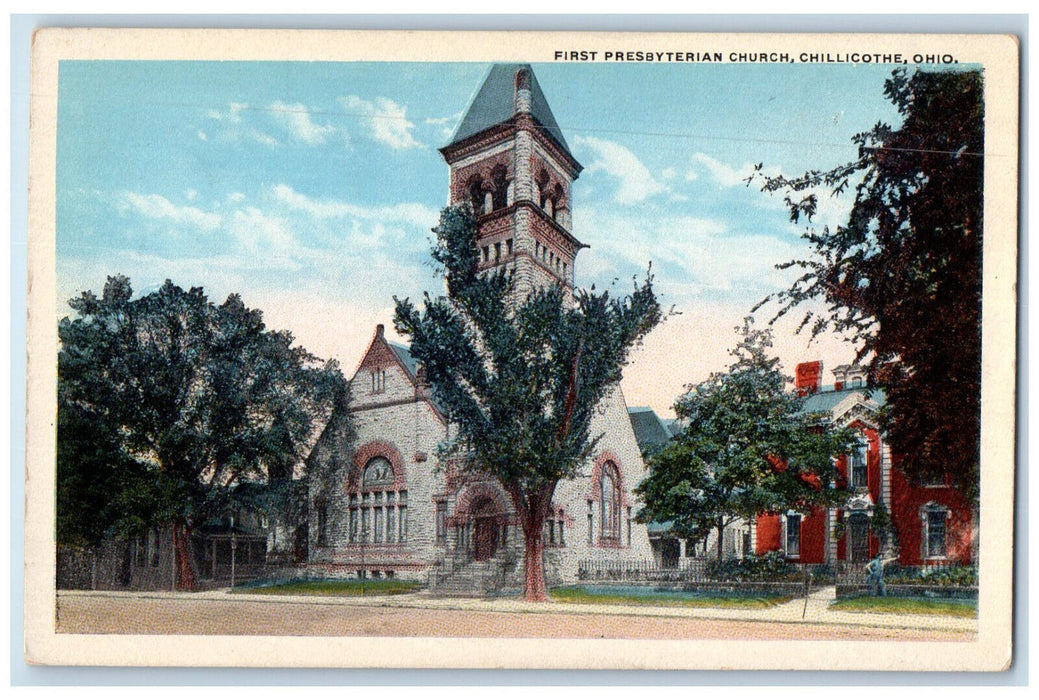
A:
[233,579,422,597]
[831,596,977,618]
[550,585,793,609]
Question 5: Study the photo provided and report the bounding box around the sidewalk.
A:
[62,585,976,635]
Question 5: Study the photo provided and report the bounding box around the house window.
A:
[600,461,622,542]
[558,519,565,547]
[316,498,328,547]
[506,238,513,256]
[785,513,801,557]
[435,501,447,546]
[626,507,632,547]
[850,440,868,488]
[924,506,948,558]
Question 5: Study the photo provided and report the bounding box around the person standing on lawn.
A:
[865,553,898,596]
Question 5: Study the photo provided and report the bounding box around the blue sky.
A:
[56,60,905,416]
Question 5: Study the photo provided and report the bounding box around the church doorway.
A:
[470,497,503,561]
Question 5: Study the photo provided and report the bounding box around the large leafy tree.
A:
[394,206,662,601]
[750,68,983,500]
[636,320,854,561]
[57,276,347,588]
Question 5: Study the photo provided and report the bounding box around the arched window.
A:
[491,165,509,211]
[349,456,407,545]
[468,177,485,215]
[600,461,622,542]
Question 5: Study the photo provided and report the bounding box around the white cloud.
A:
[271,184,437,228]
[425,111,462,140]
[688,152,756,188]
[229,207,297,257]
[206,102,247,123]
[268,101,337,145]
[571,135,667,205]
[116,192,221,231]
[339,95,422,150]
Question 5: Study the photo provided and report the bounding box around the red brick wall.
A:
[889,460,973,565]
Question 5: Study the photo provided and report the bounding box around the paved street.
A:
[55,587,974,641]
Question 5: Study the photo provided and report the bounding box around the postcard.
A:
[25,29,1018,670]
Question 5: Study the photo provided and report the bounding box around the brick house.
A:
[754,362,977,567]
[305,64,654,592]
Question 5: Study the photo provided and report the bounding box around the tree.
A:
[749,68,983,500]
[394,206,662,601]
[57,276,348,588]
[636,319,854,562]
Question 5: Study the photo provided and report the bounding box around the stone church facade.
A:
[304,64,653,592]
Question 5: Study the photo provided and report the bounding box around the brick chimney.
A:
[795,360,822,397]
[376,323,385,339]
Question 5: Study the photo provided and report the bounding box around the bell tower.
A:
[440,64,585,299]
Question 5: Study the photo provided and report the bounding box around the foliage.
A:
[884,564,978,587]
[635,319,854,560]
[57,276,348,586]
[706,551,794,582]
[394,206,662,600]
[749,68,983,500]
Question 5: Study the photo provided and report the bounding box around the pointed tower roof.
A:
[445,63,575,161]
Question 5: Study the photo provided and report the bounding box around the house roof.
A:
[627,406,675,453]
[802,386,887,414]
[446,63,575,162]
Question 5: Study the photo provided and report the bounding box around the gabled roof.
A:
[802,386,887,414]
[446,63,575,161]
[388,340,448,417]
[388,341,418,377]
[627,406,675,453]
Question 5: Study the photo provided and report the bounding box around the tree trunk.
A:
[522,517,548,602]
[173,521,197,591]
[507,481,556,602]
[717,520,726,564]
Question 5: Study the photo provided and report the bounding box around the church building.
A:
[304,64,654,593]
